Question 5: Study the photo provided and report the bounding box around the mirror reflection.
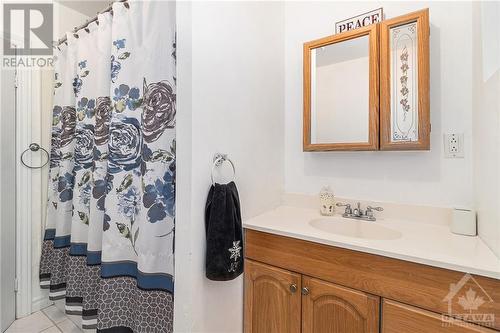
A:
[310,35,370,144]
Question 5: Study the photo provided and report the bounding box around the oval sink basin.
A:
[309,218,402,240]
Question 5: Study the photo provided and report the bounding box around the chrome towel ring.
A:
[211,153,236,185]
[21,143,49,169]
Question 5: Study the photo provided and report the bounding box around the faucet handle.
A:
[365,205,383,219]
[336,202,352,215]
[367,206,384,212]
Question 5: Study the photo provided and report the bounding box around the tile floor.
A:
[5,305,87,333]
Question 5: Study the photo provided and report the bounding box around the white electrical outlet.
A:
[444,133,464,158]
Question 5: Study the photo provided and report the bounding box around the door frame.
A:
[14,44,52,318]
[16,68,35,318]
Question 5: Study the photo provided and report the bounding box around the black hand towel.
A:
[205,181,243,281]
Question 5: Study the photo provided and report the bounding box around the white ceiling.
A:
[56,1,109,17]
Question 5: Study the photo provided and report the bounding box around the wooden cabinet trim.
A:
[244,229,500,330]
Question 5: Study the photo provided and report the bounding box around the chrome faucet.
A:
[336,202,383,221]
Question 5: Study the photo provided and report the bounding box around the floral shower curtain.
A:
[39,2,176,332]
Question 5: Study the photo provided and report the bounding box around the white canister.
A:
[450,208,477,236]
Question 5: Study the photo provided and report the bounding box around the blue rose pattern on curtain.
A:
[39,2,176,332]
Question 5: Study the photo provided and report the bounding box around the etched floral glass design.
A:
[390,21,418,142]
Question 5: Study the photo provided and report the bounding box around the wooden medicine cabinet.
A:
[303,9,430,152]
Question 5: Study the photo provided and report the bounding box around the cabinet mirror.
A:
[303,24,379,151]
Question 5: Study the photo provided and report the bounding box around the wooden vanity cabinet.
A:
[244,259,380,333]
[244,229,500,333]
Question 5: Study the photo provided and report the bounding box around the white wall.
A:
[53,2,91,41]
[284,1,474,208]
[314,55,369,143]
[175,2,284,332]
[473,2,500,257]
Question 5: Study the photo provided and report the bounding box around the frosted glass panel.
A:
[310,35,370,144]
[390,21,419,142]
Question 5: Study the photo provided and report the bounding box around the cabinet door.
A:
[382,299,497,333]
[244,259,301,333]
[302,276,380,333]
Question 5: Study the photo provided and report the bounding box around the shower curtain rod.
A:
[54,0,128,46]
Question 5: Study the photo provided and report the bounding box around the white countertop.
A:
[243,205,500,279]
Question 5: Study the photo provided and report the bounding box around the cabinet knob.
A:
[301,287,310,295]
[289,284,297,293]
